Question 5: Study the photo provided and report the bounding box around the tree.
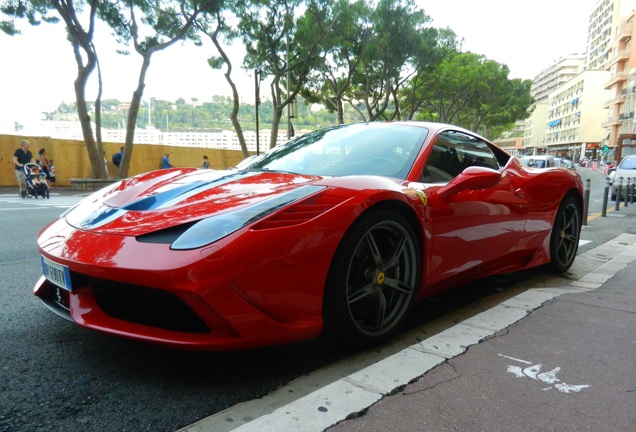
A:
[415,50,533,138]
[104,0,218,177]
[1,0,109,178]
[197,4,251,158]
[398,26,459,120]
[239,0,330,148]
[299,0,371,124]
[346,0,432,122]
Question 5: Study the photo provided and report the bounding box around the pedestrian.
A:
[201,155,210,169]
[13,139,33,198]
[162,152,174,169]
[103,151,109,177]
[112,147,123,168]
[38,148,51,187]
[48,159,57,189]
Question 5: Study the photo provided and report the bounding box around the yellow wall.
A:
[1,134,248,187]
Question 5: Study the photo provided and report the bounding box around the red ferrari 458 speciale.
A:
[34,122,583,350]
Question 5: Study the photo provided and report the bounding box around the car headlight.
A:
[171,185,326,250]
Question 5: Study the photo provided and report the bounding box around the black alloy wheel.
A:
[324,209,420,347]
[548,195,581,274]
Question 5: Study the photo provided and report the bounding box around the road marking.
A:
[502,357,590,394]
[179,233,636,432]
[498,354,532,365]
[0,195,81,210]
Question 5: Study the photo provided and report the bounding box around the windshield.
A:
[244,123,428,179]
[619,156,636,170]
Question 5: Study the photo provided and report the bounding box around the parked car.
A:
[34,121,584,350]
[518,155,556,168]
[554,157,577,171]
[610,154,636,200]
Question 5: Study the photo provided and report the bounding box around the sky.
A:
[0,0,596,127]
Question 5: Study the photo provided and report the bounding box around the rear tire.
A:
[323,210,420,348]
[547,195,581,273]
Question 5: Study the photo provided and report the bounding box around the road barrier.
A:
[602,177,610,217]
[583,179,590,225]
[615,178,622,212]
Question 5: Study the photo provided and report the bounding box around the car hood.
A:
[64,168,325,236]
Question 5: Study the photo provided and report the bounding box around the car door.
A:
[414,130,530,289]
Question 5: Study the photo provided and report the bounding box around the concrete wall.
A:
[1,134,248,187]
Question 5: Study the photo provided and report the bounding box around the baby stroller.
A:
[24,163,50,199]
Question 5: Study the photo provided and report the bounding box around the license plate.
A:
[41,256,72,292]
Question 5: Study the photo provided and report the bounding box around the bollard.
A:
[632,179,636,204]
[615,177,623,211]
[583,179,590,225]
[602,177,610,217]
[626,178,631,208]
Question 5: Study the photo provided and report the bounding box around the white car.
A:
[610,154,636,200]
[518,155,556,169]
[554,157,577,171]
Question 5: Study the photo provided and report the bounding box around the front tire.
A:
[547,195,581,273]
[323,210,420,347]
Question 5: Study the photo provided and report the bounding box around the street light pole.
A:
[286,35,291,140]
[255,68,261,156]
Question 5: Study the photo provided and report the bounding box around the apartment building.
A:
[603,9,636,162]
[523,0,636,159]
[524,55,585,151]
[587,0,636,70]
[531,54,586,103]
[544,70,610,160]
[523,102,548,150]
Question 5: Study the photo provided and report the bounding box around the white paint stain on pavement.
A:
[499,354,590,394]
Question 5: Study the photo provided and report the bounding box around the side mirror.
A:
[437,166,502,199]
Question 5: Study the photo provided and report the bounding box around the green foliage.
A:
[409,50,534,136]
[0,0,59,34]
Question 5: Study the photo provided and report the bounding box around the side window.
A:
[421,131,500,183]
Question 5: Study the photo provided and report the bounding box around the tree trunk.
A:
[336,98,344,125]
[270,109,283,149]
[55,0,106,179]
[209,20,249,158]
[74,76,104,179]
[119,55,151,178]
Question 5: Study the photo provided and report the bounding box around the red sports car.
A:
[34,122,583,350]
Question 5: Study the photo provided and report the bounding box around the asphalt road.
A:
[0,166,632,432]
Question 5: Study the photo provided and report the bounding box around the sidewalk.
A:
[325,237,636,431]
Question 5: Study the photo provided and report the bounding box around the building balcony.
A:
[607,49,631,67]
[603,94,626,108]
[618,23,633,42]
[601,117,622,127]
[604,71,630,89]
